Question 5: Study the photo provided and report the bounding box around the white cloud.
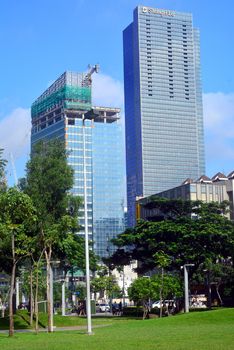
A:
[92,73,124,109]
[203,92,234,175]
[0,107,31,160]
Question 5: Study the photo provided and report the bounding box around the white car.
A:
[98,303,110,312]
[151,300,176,309]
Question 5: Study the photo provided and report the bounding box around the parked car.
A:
[151,300,176,309]
[97,303,110,312]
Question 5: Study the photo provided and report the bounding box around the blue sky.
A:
[0,0,233,184]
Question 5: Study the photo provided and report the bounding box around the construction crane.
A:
[82,64,99,87]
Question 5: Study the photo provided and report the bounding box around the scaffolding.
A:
[31,85,91,118]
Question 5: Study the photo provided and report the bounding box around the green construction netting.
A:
[31,85,91,118]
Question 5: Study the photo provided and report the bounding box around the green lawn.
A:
[0,308,233,350]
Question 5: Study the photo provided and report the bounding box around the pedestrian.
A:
[118,301,122,316]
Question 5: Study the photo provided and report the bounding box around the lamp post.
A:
[61,278,66,316]
[182,264,194,313]
[82,116,92,335]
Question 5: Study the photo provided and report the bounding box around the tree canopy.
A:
[110,200,234,274]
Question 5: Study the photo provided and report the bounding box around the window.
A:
[190,184,196,193]
[68,119,75,125]
[201,185,206,194]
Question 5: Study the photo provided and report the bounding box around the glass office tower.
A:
[123,6,205,226]
[31,71,125,258]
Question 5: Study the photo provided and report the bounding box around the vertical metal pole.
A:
[83,117,92,335]
[62,280,65,316]
[50,265,54,331]
[122,267,125,307]
[184,265,189,313]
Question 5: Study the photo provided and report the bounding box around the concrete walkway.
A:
[0,323,112,334]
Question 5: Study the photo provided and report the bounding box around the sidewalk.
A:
[0,323,111,334]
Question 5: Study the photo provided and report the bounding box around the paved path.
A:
[0,323,112,334]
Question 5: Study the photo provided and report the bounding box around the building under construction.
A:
[31,67,125,258]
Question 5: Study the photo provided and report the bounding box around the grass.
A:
[0,313,31,330]
[0,308,233,350]
[0,310,122,330]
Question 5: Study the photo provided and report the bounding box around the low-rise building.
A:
[137,171,234,221]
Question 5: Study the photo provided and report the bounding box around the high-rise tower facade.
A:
[31,70,125,257]
[123,6,205,226]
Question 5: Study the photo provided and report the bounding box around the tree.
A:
[128,274,182,319]
[191,257,234,307]
[91,275,121,301]
[0,188,36,336]
[0,148,7,191]
[0,148,7,179]
[153,251,170,317]
[24,139,79,332]
[111,200,234,275]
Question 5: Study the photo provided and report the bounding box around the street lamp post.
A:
[82,116,92,335]
[182,264,194,313]
[61,279,66,316]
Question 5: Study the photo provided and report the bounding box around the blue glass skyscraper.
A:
[123,6,205,226]
[31,70,125,258]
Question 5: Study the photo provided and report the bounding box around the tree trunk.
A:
[45,247,53,333]
[215,283,223,306]
[35,264,39,334]
[142,302,149,320]
[207,271,212,309]
[1,305,5,318]
[9,233,16,337]
[30,268,34,326]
